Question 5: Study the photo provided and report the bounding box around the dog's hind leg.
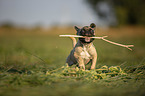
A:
[69,37,76,48]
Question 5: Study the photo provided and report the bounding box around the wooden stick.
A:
[59,35,107,39]
[59,35,134,51]
[102,38,134,51]
[59,35,83,38]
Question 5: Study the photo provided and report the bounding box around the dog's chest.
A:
[80,46,90,59]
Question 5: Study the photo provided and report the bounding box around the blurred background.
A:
[0,0,145,27]
[0,0,98,27]
[0,0,145,67]
[0,0,145,66]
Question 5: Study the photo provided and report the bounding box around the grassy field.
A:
[0,26,145,96]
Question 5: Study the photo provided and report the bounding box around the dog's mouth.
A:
[79,35,95,43]
[85,37,91,42]
[79,33,95,43]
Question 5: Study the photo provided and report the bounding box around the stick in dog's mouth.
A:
[59,35,106,39]
[59,35,134,51]
[84,37,91,42]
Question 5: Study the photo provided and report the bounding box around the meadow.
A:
[0,26,145,96]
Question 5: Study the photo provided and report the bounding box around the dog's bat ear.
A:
[90,23,96,29]
[74,26,80,31]
[74,26,81,35]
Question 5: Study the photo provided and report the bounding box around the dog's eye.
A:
[91,30,94,33]
[81,30,85,33]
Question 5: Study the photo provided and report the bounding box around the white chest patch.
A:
[80,47,90,59]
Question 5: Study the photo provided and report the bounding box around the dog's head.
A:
[74,23,96,43]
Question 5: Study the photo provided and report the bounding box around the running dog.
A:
[66,23,97,70]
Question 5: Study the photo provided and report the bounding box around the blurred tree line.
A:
[86,0,145,26]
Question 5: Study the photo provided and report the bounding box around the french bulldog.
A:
[66,23,97,70]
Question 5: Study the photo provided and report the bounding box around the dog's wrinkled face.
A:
[75,23,96,43]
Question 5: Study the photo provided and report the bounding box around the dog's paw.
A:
[90,66,96,70]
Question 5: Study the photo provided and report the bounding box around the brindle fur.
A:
[66,23,97,70]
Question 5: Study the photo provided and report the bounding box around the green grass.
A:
[0,27,145,96]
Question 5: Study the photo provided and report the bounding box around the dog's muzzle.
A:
[85,37,91,42]
[79,36,94,43]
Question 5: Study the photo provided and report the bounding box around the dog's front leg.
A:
[74,47,86,70]
[78,57,85,70]
[90,55,97,70]
[74,53,85,70]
